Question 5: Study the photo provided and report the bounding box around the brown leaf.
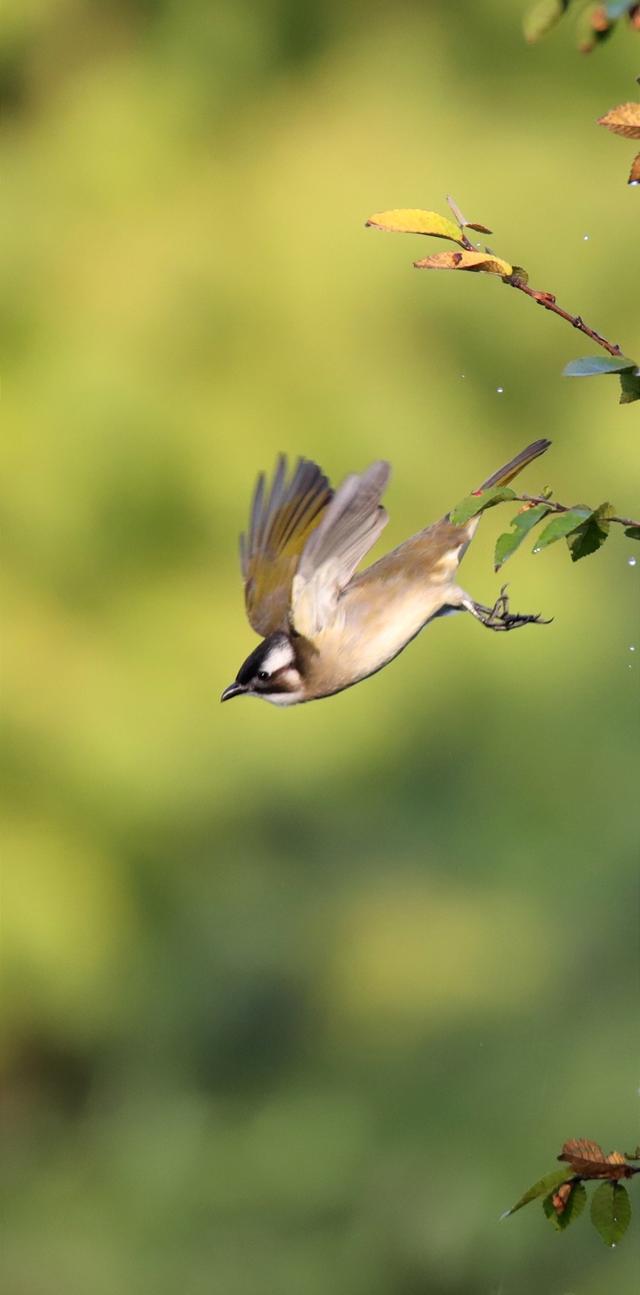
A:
[413,250,513,276]
[558,1139,634,1180]
[445,195,493,234]
[597,103,640,140]
[551,1182,574,1213]
[628,152,640,186]
[591,5,610,33]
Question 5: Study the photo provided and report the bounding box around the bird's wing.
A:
[240,456,333,637]
[291,461,390,638]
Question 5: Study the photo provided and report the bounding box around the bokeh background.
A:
[1,2,639,1292]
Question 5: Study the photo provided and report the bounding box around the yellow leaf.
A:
[597,103,640,140]
[366,209,464,244]
[413,250,513,276]
[628,152,640,186]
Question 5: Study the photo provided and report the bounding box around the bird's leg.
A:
[463,584,551,632]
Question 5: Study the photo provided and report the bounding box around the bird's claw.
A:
[473,584,552,632]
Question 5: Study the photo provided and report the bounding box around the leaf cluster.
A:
[366,200,640,403]
[523,1,640,54]
[505,1140,639,1245]
[564,353,640,404]
[449,486,640,566]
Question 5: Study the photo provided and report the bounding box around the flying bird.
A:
[221,439,551,706]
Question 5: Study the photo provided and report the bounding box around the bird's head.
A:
[220,632,304,706]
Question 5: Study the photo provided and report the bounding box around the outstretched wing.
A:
[240,456,333,636]
[291,461,391,638]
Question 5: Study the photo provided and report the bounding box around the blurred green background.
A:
[1,3,638,1292]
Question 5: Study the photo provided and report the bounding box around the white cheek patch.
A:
[261,640,294,674]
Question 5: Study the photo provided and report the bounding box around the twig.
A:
[458,230,624,358]
[513,494,640,530]
[507,281,623,358]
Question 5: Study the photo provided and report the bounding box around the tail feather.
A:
[477,438,551,492]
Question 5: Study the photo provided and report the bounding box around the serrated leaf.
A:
[414,250,513,276]
[590,1181,631,1245]
[597,102,640,139]
[505,1167,572,1216]
[563,355,636,377]
[523,0,571,43]
[366,209,464,244]
[619,369,640,404]
[625,527,640,540]
[494,503,551,571]
[543,1181,587,1230]
[559,1136,632,1177]
[532,508,592,552]
[566,503,612,562]
[450,486,516,526]
[629,153,640,185]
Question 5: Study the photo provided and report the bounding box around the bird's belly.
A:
[312,583,454,695]
[349,590,444,677]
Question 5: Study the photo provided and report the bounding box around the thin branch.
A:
[513,494,640,530]
[457,230,624,358]
[506,281,624,358]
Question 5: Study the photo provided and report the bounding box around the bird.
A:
[221,439,551,706]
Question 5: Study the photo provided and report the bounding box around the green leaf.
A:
[532,508,592,553]
[494,503,552,571]
[590,1181,631,1246]
[504,1167,572,1217]
[624,527,640,540]
[450,486,516,527]
[510,265,530,286]
[624,1146,640,1159]
[619,370,640,405]
[563,356,636,377]
[543,1181,587,1231]
[576,7,614,50]
[566,502,612,562]
[366,209,464,244]
[523,0,571,44]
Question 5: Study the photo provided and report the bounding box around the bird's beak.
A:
[220,681,246,703]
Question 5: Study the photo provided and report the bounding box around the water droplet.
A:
[460,373,466,379]
[630,645,636,652]
[532,545,541,554]
[496,386,504,394]
[583,234,590,241]
[629,557,637,567]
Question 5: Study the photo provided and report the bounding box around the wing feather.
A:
[292,461,391,637]
[240,456,333,636]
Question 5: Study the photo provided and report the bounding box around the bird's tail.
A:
[476,438,551,493]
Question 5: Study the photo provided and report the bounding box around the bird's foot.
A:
[470,584,552,632]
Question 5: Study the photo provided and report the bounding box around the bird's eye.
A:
[257,670,269,682]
